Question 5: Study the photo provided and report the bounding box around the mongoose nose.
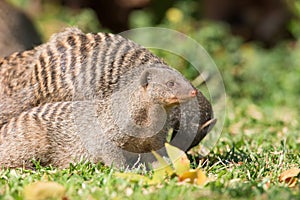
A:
[190,89,197,97]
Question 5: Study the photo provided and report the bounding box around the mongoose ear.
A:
[140,70,150,88]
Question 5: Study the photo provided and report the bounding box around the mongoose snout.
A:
[164,88,198,105]
[163,90,196,105]
[190,89,197,97]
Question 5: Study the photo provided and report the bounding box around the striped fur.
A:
[0,28,214,157]
[0,66,199,168]
[0,101,92,168]
[0,28,166,127]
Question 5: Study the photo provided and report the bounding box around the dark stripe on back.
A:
[78,33,89,97]
[97,33,113,97]
[56,41,68,93]
[33,63,42,100]
[46,46,57,94]
[106,39,129,87]
[38,54,49,97]
[67,35,77,82]
[89,34,102,94]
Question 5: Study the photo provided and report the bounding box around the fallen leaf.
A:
[279,168,300,187]
[113,143,208,186]
[196,169,207,185]
[114,150,173,185]
[151,150,173,175]
[23,181,66,200]
[151,151,174,184]
[165,143,190,176]
[178,170,198,183]
[178,169,207,185]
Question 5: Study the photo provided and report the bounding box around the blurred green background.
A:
[5,0,300,108]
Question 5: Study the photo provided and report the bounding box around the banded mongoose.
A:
[0,0,41,57]
[0,66,199,168]
[0,28,214,151]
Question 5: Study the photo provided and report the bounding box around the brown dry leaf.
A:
[279,168,300,187]
[23,181,66,200]
[229,120,244,135]
[247,104,263,120]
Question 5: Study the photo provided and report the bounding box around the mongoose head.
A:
[139,67,198,106]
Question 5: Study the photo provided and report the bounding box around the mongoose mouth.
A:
[163,95,198,105]
[164,97,180,105]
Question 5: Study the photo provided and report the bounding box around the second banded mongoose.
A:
[0,0,41,57]
[0,28,214,150]
[0,66,198,168]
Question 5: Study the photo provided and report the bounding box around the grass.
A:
[2,0,300,199]
[0,113,299,200]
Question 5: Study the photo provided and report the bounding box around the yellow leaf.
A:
[196,169,207,185]
[165,143,190,176]
[279,168,300,187]
[151,150,174,184]
[151,167,173,184]
[151,150,173,174]
[23,181,66,200]
[178,169,207,185]
[178,170,198,183]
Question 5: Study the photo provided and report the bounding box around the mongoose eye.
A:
[166,81,175,87]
